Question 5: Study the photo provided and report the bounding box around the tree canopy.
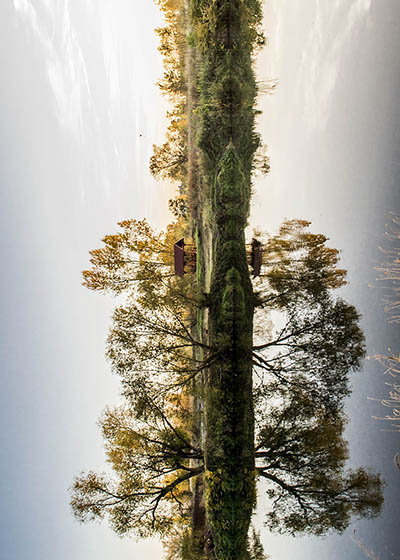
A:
[72,216,383,554]
[71,398,203,538]
[82,218,213,408]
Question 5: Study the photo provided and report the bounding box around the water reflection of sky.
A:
[251,1,400,558]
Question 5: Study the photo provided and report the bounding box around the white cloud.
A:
[14,0,42,36]
[98,7,122,116]
[13,0,95,143]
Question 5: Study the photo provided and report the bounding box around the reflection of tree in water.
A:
[256,391,382,536]
[253,219,382,537]
[70,218,384,558]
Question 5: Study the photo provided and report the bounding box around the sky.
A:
[0,1,169,559]
[0,1,399,560]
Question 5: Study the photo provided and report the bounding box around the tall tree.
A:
[82,218,172,296]
[81,217,197,309]
[106,301,215,415]
[82,217,207,416]
[70,402,203,537]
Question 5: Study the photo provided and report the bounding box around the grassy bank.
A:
[190,1,263,558]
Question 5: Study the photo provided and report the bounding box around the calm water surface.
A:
[252,1,400,558]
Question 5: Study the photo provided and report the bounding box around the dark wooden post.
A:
[174,238,185,277]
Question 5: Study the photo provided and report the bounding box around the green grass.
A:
[189,1,264,558]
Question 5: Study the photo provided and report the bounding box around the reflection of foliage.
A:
[252,219,383,537]
[256,390,383,536]
[252,144,270,176]
[253,219,365,413]
[253,294,365,413]
[256,79,278,96]
[254,219,347,308]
